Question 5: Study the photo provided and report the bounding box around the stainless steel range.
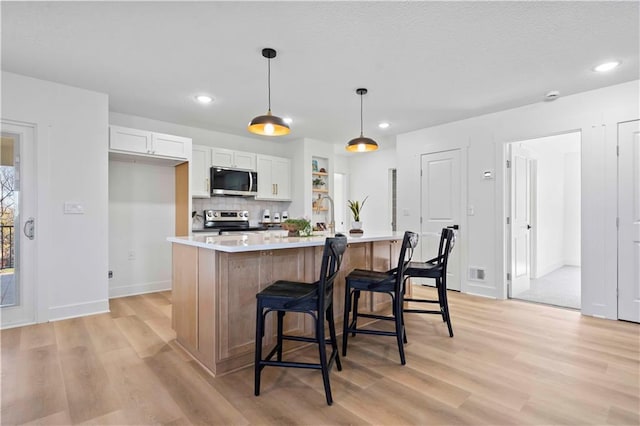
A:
[199,210,266,233]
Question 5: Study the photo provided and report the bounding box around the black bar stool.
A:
[254,234,347,406]
[342,231,418,365]
[403,227,456,338]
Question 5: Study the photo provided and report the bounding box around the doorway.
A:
[1,121,37,328]
[333,173,347,233]
[508,132,581,309]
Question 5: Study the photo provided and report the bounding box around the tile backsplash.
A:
[192,197,292,229]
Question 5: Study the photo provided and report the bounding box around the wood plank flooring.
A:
[1,287,638,425]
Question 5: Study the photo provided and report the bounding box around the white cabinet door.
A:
[256,155,291,200]
[109,126,151,154]
[152,132,190,159]
[212,148,235,168]
[212,148,256,170]
[234,151,256,171]
[272,157,291,200]
[256,156,275,199]
[191,145,211,198]
[109,126,190,160]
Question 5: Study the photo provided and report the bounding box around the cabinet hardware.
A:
[205,178,209,192]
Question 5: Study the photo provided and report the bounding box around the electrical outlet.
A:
[469,267,486,281]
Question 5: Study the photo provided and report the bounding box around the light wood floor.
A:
[2,287,639,425]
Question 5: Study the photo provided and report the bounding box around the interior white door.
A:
[509,144,533,298]
[618,120,640,323]
[420,150,461,290]
[1,121,37,328]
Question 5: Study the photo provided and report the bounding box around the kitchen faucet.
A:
[320,194,335,234]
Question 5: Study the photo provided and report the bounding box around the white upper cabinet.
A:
[256,155,291,201]
[152,132,190,159]
[109,126,150,155]
[109,125,190,160]
[212,148,256,171]
[191,145,212,198]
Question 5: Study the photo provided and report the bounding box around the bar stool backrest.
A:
[437,228,455,273]
[397,231,419,292]
[318,234,348,312]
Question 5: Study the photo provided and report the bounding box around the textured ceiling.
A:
[2,1,638,149]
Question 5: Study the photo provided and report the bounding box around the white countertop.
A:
[167,231,404,253]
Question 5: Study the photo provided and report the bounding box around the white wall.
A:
[108,160,175,297]
[534,147,565,276]
[2,71,109,322]
[396,80,639,319]
[564,151,581,266]
[347,147,397,233]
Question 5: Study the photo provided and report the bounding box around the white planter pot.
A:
[351,221,362,230]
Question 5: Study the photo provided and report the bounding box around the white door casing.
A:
[1,121,37,328]
[420,150,461,291]
[618,120,640,323]
[509,144,533,297]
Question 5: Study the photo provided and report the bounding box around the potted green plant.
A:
[312,177,326,189]
[282,218,312,237]
[347,196,368,230]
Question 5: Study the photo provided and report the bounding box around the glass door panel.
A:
[1,122,36,327]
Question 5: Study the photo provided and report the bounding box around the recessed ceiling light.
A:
[195,95,213,104]
[378,122,390,129]
[283,117,293,124]
[593,61,621,73]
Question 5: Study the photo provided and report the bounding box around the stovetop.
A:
[192,226,268,234]
[198,209,268,233]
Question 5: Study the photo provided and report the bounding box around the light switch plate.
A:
[64,202,84,214]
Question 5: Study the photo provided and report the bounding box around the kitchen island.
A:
[168,231,407,376]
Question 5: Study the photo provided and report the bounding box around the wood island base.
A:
[170,234,405,377]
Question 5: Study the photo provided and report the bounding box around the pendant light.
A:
[248,48,290,136]
[345,88,379,152]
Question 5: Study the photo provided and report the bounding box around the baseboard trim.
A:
[109,280,171,299]
[49,299,110,322]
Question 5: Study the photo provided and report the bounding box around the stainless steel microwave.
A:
[210,167,257,196]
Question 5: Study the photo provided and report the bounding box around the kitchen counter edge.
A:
[167,232,405,253]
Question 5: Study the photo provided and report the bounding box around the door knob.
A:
[23,217,35,240]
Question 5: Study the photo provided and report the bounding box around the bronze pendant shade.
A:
[248,48,290,136]
[345,88,378,152]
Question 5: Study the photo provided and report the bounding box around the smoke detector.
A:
[544,90,560,101]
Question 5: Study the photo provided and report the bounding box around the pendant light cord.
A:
[267,56,272,113]
[360,92,364,137]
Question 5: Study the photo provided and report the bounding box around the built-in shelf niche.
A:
[311,157,329,229]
